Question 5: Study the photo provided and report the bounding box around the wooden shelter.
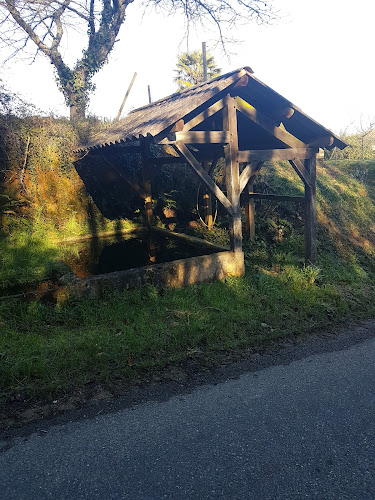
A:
[75,67,346,279]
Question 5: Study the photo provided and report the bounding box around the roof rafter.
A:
[235,96,307,149]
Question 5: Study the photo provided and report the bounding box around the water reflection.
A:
[61,231,216,278]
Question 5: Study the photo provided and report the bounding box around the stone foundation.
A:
[68,250,244,298]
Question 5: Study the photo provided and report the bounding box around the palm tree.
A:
[174,50,221,90]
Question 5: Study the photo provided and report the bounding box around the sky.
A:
[2,0,375,134]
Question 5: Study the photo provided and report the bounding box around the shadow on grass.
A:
[0,228,61,291]
[1,249,374,402]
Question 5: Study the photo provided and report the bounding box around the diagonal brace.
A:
[174,142,233,215]
[289,159,311,187]
[239,161,264,194]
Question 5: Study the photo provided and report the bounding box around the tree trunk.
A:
[55,62,89,122]
[69,102,86,122]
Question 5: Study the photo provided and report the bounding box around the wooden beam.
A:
[289,159,312,187]
[170,119,185,132]
[223,95,242,251]
[304,157,317,263]
[269,107,295,125]
[233,74,249,88]
[308,136,334,148]
[238,148,315,163]
[248,193,304,203]
[235,96,307,149]
[141,138,153,226]
[202,161,213,229]
[174,141,233,215]
[239,161,264,194]
[182,98,226,131]
[167,131,230,144]
[244,178,255,241]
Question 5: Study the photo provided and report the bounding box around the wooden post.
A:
[141,138,153,227]
[223,95,242,251]
[115,72,137,122]
[245,177,255,241]
[202,42,208,82]
[203,161,213,229]
[304,155,317,263]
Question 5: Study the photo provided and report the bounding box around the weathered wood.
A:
[141,138,153,226]
[304,156,317,263]
[308,136,334,148]
[167,131,230,144]
[202,161,213,229]
[235,96,306,149]
[248,193,304,203]
[244,178,255,241]
[233,74,249,88]
[174,141,233,215]
[239,161,264,194]
[115,72,137,122]
[151,226,229,252]
[269,107,295,125]
[238,148,315,163]
[182,99,226,131]
[170,119,185,132]
[289,159,312,187]
[223,95,242,251]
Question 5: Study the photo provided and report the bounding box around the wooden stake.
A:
[245,178,255,241]
[304,155,317,263]
[203,161,213,229]
[223,95,242,251]
[115,72,137,122]
[202,42,208,82]
[141,138,153,227]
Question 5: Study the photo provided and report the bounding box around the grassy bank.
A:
[0,245,374,403]
[0,158,374,403]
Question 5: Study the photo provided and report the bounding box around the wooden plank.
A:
[289,159,312,187]
[304,157,317,263]
[239,161,264,194]
[248,193,304,203]
[223,95,242,251]
[182,98,226,131]
[174,141,233,215]
[238,148,315,163]
[235,96,307,149]
[244,178,255,241]
[168,131,230,144]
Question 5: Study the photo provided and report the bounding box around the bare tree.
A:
[356,116,375,160]
[0,0,276,121]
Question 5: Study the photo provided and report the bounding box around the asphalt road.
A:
[1,329,375,499]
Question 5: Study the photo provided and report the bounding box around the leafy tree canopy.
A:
[175,50,221,90]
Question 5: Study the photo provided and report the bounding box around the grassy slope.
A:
[0,159,374,402]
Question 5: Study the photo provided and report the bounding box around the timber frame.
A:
[76,67,347,273]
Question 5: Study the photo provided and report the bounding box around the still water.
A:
[62,231,217,278]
